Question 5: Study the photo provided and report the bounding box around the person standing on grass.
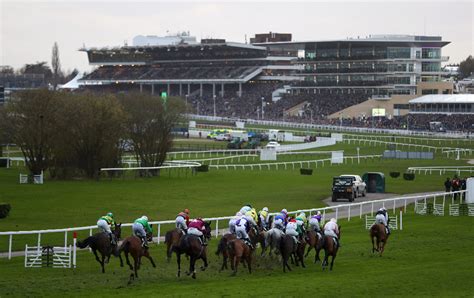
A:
[444,177,451,193]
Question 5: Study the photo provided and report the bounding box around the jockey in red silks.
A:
[175,209,190,233]
[187,218,207,246]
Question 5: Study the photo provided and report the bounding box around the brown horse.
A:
[118,232,156,278]
[370,223,389,256]
[279,234,306,272]
[321,226,341,271]
[305,230,322,263]
[77,223,122,273]
[164,228,185,262]
[216,233,236,272]
[227,227,257,276]
[174,221,212,279]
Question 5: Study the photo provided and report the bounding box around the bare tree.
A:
[120,93,185,176]
[51,42,61,90]
[0,90,60,175]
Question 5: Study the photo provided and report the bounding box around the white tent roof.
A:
[409,94,474,104]
[59,73,83,89]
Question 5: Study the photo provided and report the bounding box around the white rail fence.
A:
[1,190,467,260]
[208,155,382,170]
[187,114,472,139]
[407,166,474,176]
[343,138,471,154]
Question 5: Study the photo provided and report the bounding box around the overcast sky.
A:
[1,0,473,73]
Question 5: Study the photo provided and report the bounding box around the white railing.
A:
[187,114,472,139]
[2,190,466,260]
[208,155,382,170]
[407,166,474,175]
[343,138,467,153]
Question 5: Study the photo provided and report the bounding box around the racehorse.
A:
[265,227,284,256]
[370,223,389,256]
[227,227,257,276]
[118,231,156,278]
[321,226,341,271]
[279,234,306,272]
[305,230,322,263]
[174,221,212,279]
[164,228,185,262]
[77,223,122,273]
[216,233,236,272]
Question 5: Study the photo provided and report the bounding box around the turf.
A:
[0,212,473,297]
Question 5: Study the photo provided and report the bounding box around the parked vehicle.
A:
[340,174,367,197]
[265,141,281,149]
[331,175,366,202]
[215,133,231,141]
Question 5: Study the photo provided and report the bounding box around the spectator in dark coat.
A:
[444,177,451,192]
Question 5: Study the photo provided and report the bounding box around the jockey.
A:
[285,218,299,244]
[175,208,190,233]
[375,207,391,235]
[133,215,153,248]
[273,212,286,231]
[295,212,307,239]
[249,208,258,224]
[229,212,242,234]
[308,211,323,237]
[258,207,270,230]
[323,218,340,248]
[244,210,258,230]
[235,215,254,249]
[188,218,207,246]
[239,204,253,215]
[97,212,116,245]
[281,209,289,223]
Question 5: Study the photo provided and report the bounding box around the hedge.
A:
[300,168,313,175]
[0,204,11,219]
[403,173,415,181]
[389,172,400,178]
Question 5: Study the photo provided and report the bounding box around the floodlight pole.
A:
[213,95,216,118]
[261,97,265,120]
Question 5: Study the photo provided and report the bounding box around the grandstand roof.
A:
[80,42,266,52]
[254,35,450,47]
[409,94,474,104]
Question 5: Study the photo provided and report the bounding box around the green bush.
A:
[300,168,313,175]
[389,172,400,178]
[0,204,11,219]
[196,165,209,172]
[403,173,415,181]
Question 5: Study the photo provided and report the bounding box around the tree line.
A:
[0,90,184,179]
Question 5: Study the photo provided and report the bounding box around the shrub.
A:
[389,172,400,178]
[403,173,415,181]
[300,168,313,175]
[196,165,209,172]
[0,204,11,219]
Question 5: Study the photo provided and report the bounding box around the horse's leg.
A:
[190,256,197,279]
[133,256,139,278]
[247,254,252,274]
[330,253,337,271]
[100,253,106,273]
[166,243,172,263]
[371,235,376,253]
[125,251,133,270]
[145,251,156,267]
[232,255,240,276]
[285,255,292,272]
[322,250,328,270]
[118,251,124,267]
[200,254,208,271]
[305,245,312,258]
[176,253,181,277]
[92,249,102,272]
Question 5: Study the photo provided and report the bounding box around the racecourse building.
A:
[254,35,450,97]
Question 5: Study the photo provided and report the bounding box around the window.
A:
[394,104,409,109]
[422,48,441,59]
[422,89,438,95]
[387,47,411,59]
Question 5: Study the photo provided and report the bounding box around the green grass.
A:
[1,212,473,297]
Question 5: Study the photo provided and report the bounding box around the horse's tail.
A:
[118,238,130,255]
[77,236,94,249]
[164,230,172,244]
[216,237,226,256]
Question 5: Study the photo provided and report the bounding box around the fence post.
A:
[157,224,161,244]
[215,220,219,238]
[347,205,351,221]
[8,234,12,260]
[399,209,403,230]
[64,231,68,248]
[360,204,363,218]
[335,207,338,220]
[37,233,41,248]
[371,202,374,215]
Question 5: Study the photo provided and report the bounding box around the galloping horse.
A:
[279,234,306,272]
[370,223,389,256]
[164,228,185,262]
[305,230,322,263]
[77,223,122,273]
[227,227,257,276]
[321,226,341,271]
[216,233,236,272]
[174,221,212,279]
[265,227,284,256]
[118,231,156,278]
